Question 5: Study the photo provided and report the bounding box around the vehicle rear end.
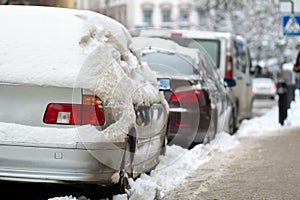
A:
[0,78,167,188]
[0,83,128,185]
[253,78,277,99]
[161,78,212,146]
[138,46,213,147]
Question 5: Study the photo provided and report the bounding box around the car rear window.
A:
[163,37,221,69]
[253,78,275,85]
[141,52,195,75]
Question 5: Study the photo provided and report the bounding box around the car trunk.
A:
[0,82,82,127]
[160,78,211,144]
[0,82,116,147]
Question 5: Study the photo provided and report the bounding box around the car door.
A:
[233,38,253,119]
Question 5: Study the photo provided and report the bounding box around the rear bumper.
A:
[167,107,211,145]
[0,142,126,185]
[254,92,276,99]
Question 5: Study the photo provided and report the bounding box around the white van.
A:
[140,29,254,131]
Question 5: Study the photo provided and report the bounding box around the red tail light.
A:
[170,90,200,103]
[271,85,276,92]
[43,95,105,125]
[174,123,192,128]
[171,32,182,38]
[225,55,233,79]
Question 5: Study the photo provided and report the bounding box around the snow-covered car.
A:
[132,37,234,147]
[252,77,277,99]
[0,5,168,195]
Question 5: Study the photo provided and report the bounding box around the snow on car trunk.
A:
[0,6,162,144]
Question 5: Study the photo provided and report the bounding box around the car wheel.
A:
[228,107,237,135]
[118,172,130,194]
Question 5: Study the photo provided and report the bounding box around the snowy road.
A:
[252,97,278,117]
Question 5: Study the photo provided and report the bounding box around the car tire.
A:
[228,107,237,135]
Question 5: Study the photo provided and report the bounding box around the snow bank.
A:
[236,106,282,138]
[284,90,300,127]
[237,90,300,138]
[127,132,239,200]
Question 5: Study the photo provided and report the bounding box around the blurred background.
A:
[1,0,300,84]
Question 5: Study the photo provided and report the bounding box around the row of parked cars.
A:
[0,5,254,197]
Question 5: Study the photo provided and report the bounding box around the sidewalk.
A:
[163,127,300,200]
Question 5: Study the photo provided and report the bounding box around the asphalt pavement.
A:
[163,126,300,200]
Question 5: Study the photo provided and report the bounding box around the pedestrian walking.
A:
[294,47,300,73]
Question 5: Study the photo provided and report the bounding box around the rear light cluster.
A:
[43,95,105,125]
[168,89,202,132]
[225,55,233,79]
[171,32,183,38]
[170,89,201,103]
[271,85,277,92]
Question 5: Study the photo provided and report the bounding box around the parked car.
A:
[140,29,254,132]
[0,5,168,196]
[252,77,277,99]
[131,37,235,147]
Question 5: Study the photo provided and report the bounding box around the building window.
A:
[162,9,171,22]
[198,9,206,26]
[143,9,152,26]
[180,9,189,22]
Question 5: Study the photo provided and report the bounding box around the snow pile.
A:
[237,90,300,138]
[236,106,282,138]
[49,196,77,200]
[0,6,162,143]
[127,132,239,200]
[284,90,300,127]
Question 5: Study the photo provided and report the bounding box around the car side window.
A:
[239,44,248,74]
[233,41,240,71]
[234,40,248,74]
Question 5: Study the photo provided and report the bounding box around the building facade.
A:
[106,0,202,35]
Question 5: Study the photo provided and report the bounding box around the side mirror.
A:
[157,78,171,91]
[224,78,236,88]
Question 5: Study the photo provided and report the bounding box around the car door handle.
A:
[236,76,242,80]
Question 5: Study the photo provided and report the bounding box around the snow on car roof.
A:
[131,36,200,64]
[0,6,163,143]
[0,5,130,87]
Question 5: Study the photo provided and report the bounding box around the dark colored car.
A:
[132,37,235,148]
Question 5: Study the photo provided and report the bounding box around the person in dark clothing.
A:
[294,50,300,72]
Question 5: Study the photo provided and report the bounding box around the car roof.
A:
[0,5,132,87]
[140,28,234,40]
[132,37,200,64]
